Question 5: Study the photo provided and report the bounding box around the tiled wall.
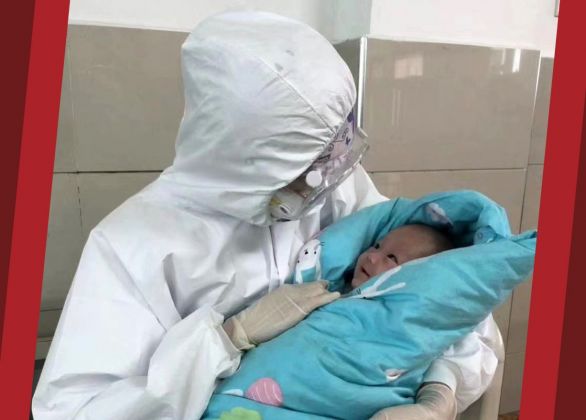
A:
[40,25,552,414]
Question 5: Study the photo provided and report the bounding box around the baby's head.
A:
[351,224,454,289]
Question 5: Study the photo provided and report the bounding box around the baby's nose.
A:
[367,253,380,264]
[368,252,397,269]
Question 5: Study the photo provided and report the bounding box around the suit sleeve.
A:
[32,230,241,420]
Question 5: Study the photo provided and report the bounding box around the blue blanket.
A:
[204,191,536,420]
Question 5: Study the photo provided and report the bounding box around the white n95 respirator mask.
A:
[270,111,369,221]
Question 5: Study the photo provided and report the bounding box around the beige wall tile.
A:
[507,278,533,355]
[500,352,526,414]
[78,172,160,240]
[504,165,542,356]
[36,338,52,360]
[42,174,83,310]
[334,39,361,102]
[359,39,539,172]
[37,309,62,338]
[54,45,77,173]
[493,296,512,349]
[521,165,543,231]
[69,25,185,172]
[529,58,553,165]
[369,169,526,232]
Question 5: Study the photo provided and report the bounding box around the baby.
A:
[351,224,455,289]
[206,219,534,420]
[206,195,535,420]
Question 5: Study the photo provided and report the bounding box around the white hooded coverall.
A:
[33,11,501,420]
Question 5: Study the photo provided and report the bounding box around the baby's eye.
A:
[387,254,398,264]
[373,243,380,249]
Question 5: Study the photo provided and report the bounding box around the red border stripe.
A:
[0,0,70,418]
[554,94,586,419]
[0,1,35,354]
[0,1,584,418]
[521,0,586,418]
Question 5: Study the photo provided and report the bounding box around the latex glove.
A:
[223,281,340,350]
[370,383,457,420]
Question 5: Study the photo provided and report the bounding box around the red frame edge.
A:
[521,0,586,418]
[0,0,70,418]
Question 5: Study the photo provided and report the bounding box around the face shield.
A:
[270,110,369,221]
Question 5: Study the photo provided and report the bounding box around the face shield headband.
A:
[270,110,369,221]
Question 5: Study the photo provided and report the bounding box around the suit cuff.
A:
[423,359,460,393]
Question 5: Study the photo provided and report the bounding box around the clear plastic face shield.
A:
[270,110,369,221]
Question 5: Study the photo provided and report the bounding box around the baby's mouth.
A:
[360,266,370,278]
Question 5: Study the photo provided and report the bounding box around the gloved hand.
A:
[223,281,340,350]
[370,383,457,420]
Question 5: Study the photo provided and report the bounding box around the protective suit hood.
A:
[161,11,356,225]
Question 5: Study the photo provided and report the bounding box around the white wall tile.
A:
[42,174,83,310]
[78,172,160,240]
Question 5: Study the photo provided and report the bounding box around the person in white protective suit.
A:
[32,11,502,420]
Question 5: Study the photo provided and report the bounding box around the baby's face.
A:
[351,225,446,289]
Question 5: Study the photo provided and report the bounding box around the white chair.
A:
[458,328,505,420]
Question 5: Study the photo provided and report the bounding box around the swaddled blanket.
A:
[204,191,536,420]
